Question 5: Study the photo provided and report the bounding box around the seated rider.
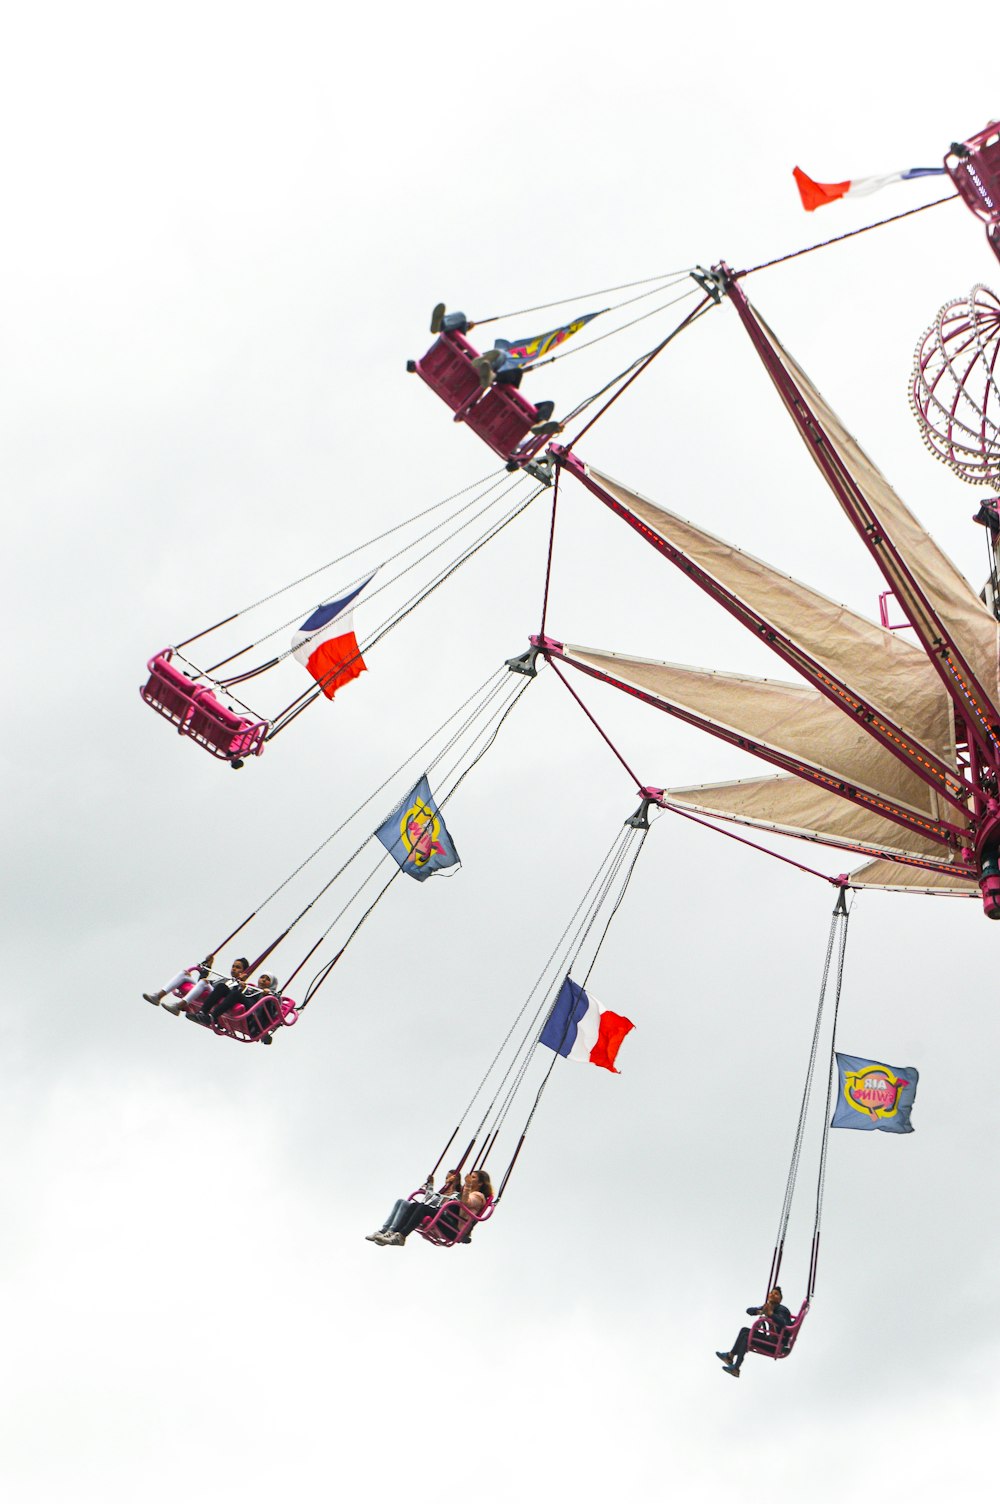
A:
[429,303,561,437]
[433,1169,493,1244]
[716,1286,793,1378]
[143,955,216,1016]
[242,972,280,1046]
[366,1169,463,1247]
[189,957,250,1026]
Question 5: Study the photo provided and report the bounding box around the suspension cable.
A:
[174,467,506,651]
[494,825,649,1200]
[767,888,847,1294]
[209,663,511,955]
[265,484,544,736]
[284,670,536,1007]
[524,283,703,374]
[807,891,851,1299]
[206,471,526,675]
[470,269,695,328]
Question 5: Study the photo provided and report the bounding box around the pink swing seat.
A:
[410,330,551,465]
[411,1192,496,1247]
[746,1300,809,1360]
[141,649,269,764]
[204,993,300,1045]
[946,123,1000,264]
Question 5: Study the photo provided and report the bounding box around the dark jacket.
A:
[748,1302,793,1329]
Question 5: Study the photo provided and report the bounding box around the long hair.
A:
[472,1169,494,1200]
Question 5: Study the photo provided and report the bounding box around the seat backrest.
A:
[464,383,538,459]
[415,332,483,412]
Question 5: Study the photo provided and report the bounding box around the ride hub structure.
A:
[406,121,1000,921]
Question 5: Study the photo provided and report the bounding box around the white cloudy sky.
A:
[3,4,999,1500]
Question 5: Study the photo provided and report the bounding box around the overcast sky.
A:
[3,5,999,1501]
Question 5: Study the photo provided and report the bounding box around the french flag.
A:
[539,976,635,1074]
[793,164,946,212]
[291,574,374,699]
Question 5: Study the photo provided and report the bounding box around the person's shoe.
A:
[430,302,446,334]
[533,400,555,422]
[260,1034,273,1046]
[386,1232,406,1246]
[161,999,184,1016]
[366,1230,387,1243]
[187,1011,209,1025]
[715,1351,732,1363]
[143,993,162,1006]
[472,357,495,389]
[531,420,563,437]
[722,1364,741,1378]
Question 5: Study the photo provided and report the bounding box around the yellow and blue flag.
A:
[375,775,460,883]
[831,1052,918,1133]
[493,309,604,368]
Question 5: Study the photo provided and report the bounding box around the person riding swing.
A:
[715,1286,793,1378]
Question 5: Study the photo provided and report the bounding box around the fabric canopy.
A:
[747,302,1000,718]
[847,857,978,897]
[664,772,951,862]
[585,463,960,804]
[565,643,964,842]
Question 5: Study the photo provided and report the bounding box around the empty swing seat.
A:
[946,124,1000,264]
[746,1300,809,1360]
[410,331,548,463]
[141,650,269,762]
[412,1194,495,1247]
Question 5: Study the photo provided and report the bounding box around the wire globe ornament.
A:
[911,284,1000,488]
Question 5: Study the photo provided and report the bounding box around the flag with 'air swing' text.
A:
[291,573,375,699]
[831,1053,919,1133]
[539,975,634,1073]
[491,309,604,368]
[375,775,460,882]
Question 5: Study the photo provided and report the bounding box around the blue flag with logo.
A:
[375,775,460,883]
[492,309,604,369]
[831,1052,919,1133]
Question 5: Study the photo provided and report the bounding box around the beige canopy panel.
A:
[565,643,965,835]
[585,463,958,784]
[749,303,1000,715]
[847,858,979,897]
[665,773,951,863]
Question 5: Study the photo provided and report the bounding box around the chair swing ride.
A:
[141,122,1000,1344]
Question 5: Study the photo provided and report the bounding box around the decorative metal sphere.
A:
[911,284,1000,487]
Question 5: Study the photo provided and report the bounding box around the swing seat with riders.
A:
[411,1193,496,1248]
[746,1299,810,1360]
[408,327,552,466]
[141,649,269,765]
[190,991,300,1045]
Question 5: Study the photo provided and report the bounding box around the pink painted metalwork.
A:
[945,124,1000,266]
[746,1300,809,1360]
[141,650,269,763]
[410,330,550,464]
[878,590,911,631]
[410,1193,496,1248]
[194,992,299,1045]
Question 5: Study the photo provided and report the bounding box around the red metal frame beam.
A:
[720,269,1000,772]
